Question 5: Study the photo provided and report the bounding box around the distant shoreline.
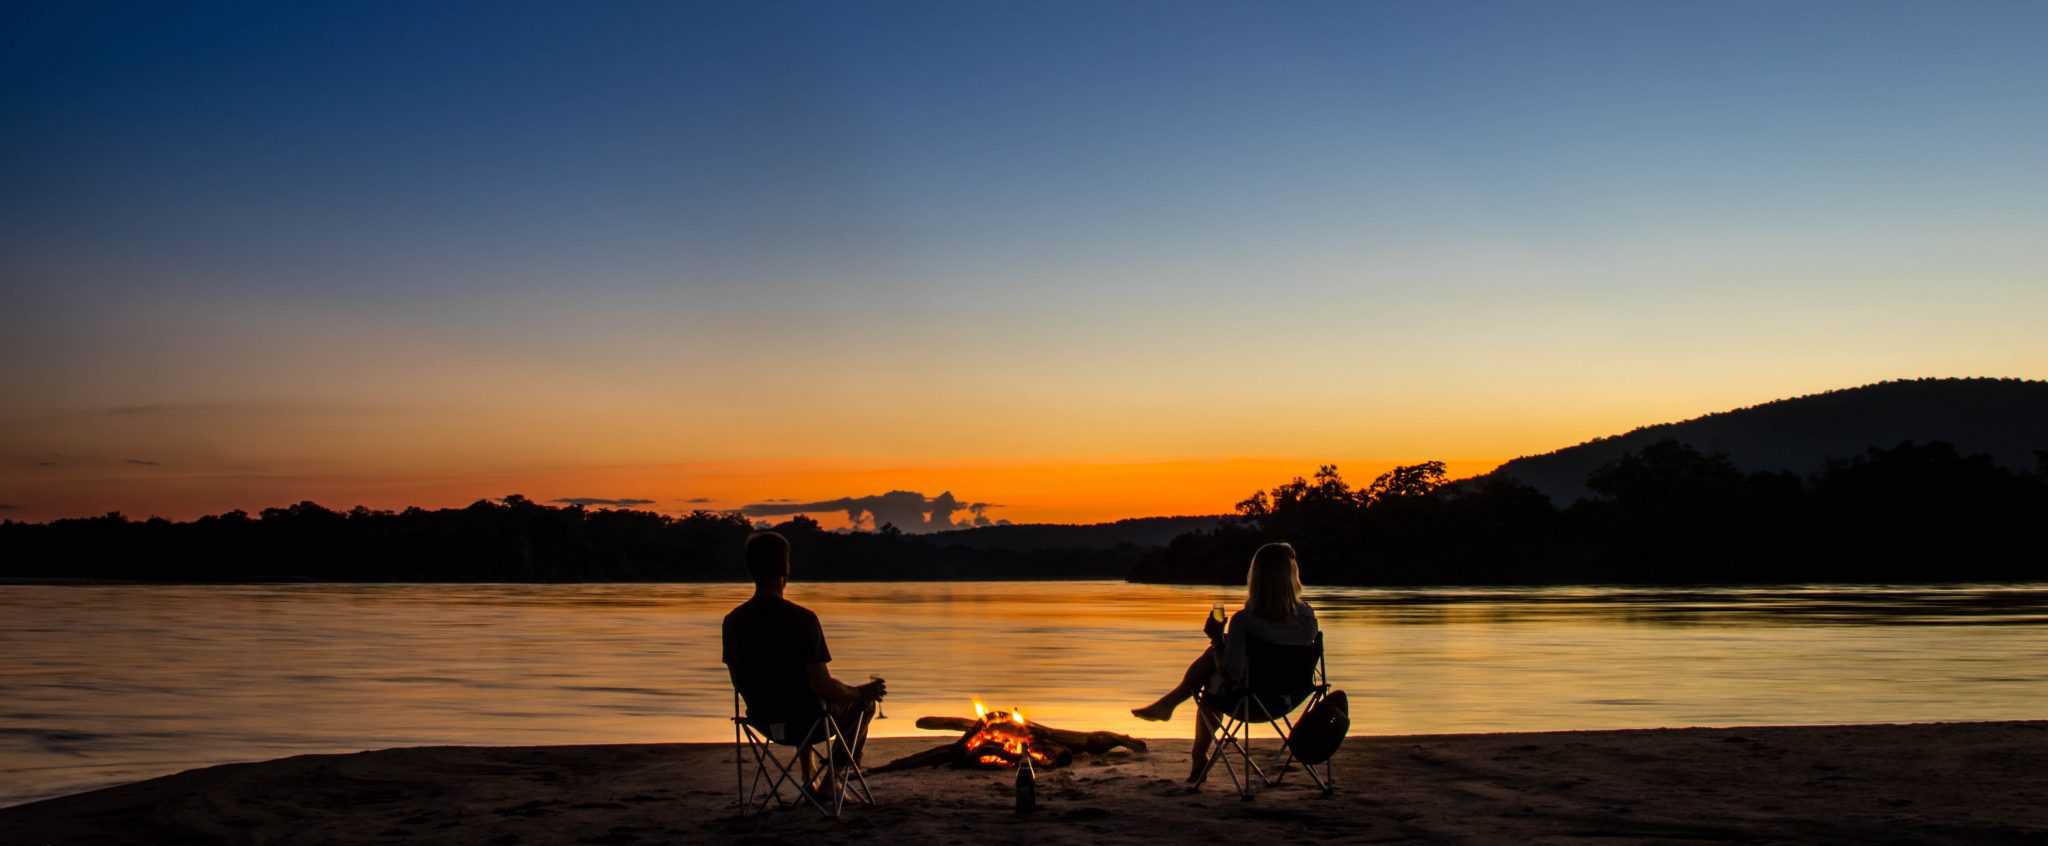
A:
[9,576,2048,588]
[6,721,2045,842]
[12,577,2048,581]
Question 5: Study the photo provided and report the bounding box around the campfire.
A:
[870,700,1147,773]
[963,702,1061,768]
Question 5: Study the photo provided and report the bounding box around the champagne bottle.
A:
[1015,761,1037,813]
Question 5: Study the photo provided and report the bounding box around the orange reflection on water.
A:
[5,581,2048,807]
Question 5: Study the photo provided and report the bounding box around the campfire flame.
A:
[962,699,1056,768]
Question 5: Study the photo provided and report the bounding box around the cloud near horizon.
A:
[740,490,1002,532]
[551,497,656,508]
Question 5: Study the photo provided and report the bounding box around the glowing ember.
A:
[868,709,1142,774]
[962,700,1057,768]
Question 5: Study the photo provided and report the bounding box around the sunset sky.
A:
[5,2,2045,526]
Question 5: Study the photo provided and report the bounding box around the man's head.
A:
[745,531,791,594]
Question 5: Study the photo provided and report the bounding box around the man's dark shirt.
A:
[722,594,831,721]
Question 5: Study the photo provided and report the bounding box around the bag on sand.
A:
[1287,689,1349,765]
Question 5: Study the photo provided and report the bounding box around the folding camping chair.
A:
[732,690,875,817]
[1191,631,1335,799]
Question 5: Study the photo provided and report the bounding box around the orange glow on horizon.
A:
[0,456,1503,526]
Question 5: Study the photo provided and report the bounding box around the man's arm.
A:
[806,662,880,706]
[799,610,883,706]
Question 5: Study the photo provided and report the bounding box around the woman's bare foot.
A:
[1131,702,1176,722]
[806,771,836,797]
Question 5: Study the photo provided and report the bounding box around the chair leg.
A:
[754,732,809,814]
[746,721,841,817]
[1193,703,1266,799]
[1265,695,1336,796]
[737,725,793,815]
[735,713,884,820]
[738,726,769,814]
[1258,708,1303,788]
[1191,709,1237,791]
[834,712,876,807]
[1213,704,1259,799]
[1274,722,1334,795]
[1209,718,1247,796]
[826,741,842,818]
[794,723,837,817]
[817,713,877,817]
[1225,701,1281,798]
[804,713,883,818]
[1227,709,1257,800]
[1308,759,1334,795]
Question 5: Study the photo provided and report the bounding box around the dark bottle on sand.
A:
[1015,763,1036,813]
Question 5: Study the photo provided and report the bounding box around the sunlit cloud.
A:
[740,490,1003,532]
[550,497,656,508]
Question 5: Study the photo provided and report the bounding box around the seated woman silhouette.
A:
[1131,541,1319,781]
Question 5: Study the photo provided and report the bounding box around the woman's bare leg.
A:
[1132,646,1215,722]
[1188,708,1217,782]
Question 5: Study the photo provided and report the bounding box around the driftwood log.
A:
[913,716,1148,756]
[868,715,1147,774]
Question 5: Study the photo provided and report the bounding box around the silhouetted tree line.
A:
[1129,440,2048,585]
[0,496,1138,582]
[5,440,2041,585]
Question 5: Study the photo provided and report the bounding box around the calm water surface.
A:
[5,581,2048,806]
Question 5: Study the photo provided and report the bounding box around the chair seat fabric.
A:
[1191,631,1336,799]
[1203,634,1321,720]
[743,709,828,745]
[1201,687,1307,721]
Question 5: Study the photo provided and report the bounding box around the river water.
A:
[5,581,2047,806]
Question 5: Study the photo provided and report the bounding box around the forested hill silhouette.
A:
[1132,439,2048,586]
[1490,378,2048,504]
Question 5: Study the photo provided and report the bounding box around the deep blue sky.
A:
[4,1,2046,520]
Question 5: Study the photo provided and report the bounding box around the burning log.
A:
[967,740,1070,769]
[868,743,958,772]
[914,716,1147,756]
[870,704,1146,774]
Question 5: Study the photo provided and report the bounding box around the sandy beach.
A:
[5,721,2047,844]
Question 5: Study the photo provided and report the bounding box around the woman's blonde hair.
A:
[1245,542,1304,622]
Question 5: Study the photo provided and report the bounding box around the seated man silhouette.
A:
[723,531,886,788]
